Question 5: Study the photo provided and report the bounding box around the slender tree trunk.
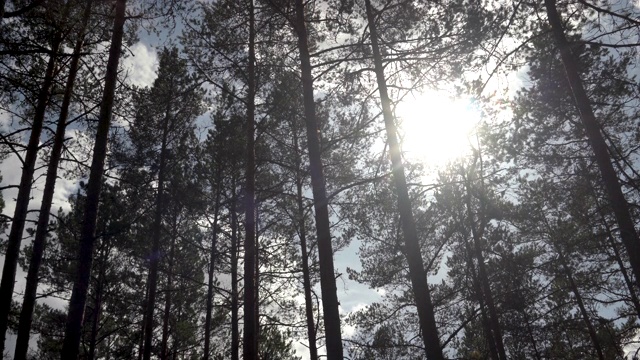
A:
[522,310,541,360]
[231,185,239,360]
[462,179,507,360]
[299,224,318,360]
[243,0,257,357]
[161,235,176,360]
[363,1,443,358]
[292,0,343,357]
[88,250,106,360]
[0,35,60,355]
[138,281,149,360]
[294,136,318,360]
[544,0,640,288]
[592,193,640,319]
[105,335,111,360]
[461,232,499,360]
[88,300,102,360]
[14,3,93,358]
[172,339,178,360]
[477,298,498,360]
[203,183,221,360]
[472,153,508,360]
[606,226,640,319]
[254,206,259,351]
[457,195,496,360]
[556,249,605,360]
[473,237,507,360]
[87,300,102,360]
[61,2,126,357]
[143,105,172,360]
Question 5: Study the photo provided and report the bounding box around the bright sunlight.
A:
[395,90,481,167]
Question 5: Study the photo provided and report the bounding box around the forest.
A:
[0,0,639,359]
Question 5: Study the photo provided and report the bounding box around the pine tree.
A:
[543,0,640,289]
[0,3,65,350]
[117,46,204,360]
[13,2,94,358]
[291,0,344,356]
[29,180,146,359]
[362,1,444,357]
[61,1,127,356]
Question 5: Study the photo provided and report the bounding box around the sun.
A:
[395,90,481,168]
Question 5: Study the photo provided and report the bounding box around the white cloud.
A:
[122,42,158,87]
[350,302,368,313]
[342,323,356,338]
[293,341,311,360]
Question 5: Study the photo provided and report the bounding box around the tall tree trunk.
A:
[172,338,178,360]
[13,3,93,358]
[294,135,318,360]
[555,248,605,360]
[203,182,221,360]
[254,206,259,351]
[138,281,149,360]
[292,0,343,357]
[461,231,499,360]
[472,234,507,360]
[231,185,240,360]
[161,235,176,360]
[462,176,507,360]
[88,248,107,360]
[522,310,541,360]
[457,194,497,360]
[243,0,257,357]
[544,0,640,287]
[61,2,126,358]
[0,35,60,355]
[605,224,640,319]
[105,335,111,360]
[363,1,443,358]
[592,191,640,319]
[143,103,172,360]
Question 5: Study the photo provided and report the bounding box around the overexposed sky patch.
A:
[396,90,481,169]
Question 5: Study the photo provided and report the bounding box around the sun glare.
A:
[395,90,481,168]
